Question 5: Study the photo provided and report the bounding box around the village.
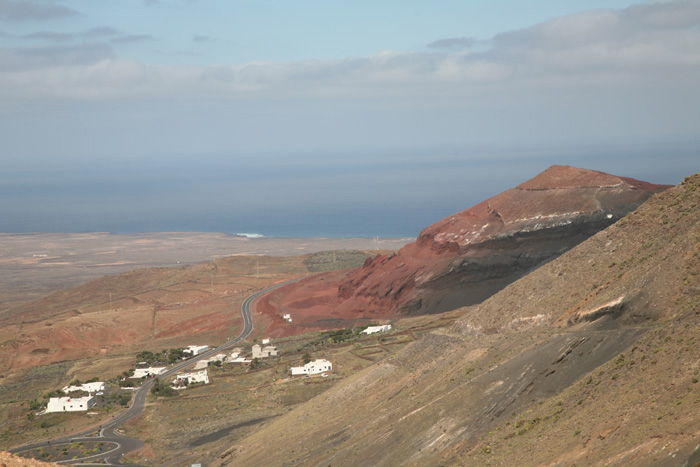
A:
[36,324,393,416]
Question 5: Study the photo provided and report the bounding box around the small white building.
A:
[229,348,243,359]
[229,356,251,364]
[361,324,392,335]
[262,338,271,345]
[62,382,105,394]
[184,345,210,356]
[252,344,280,359]
[46,396,95,413]
[282,314,293,323]
[194,360,209,370]
[173,369,209,387]
[290,359,333,376]
[131,367,166,379]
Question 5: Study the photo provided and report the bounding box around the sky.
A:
[0,0,699,235]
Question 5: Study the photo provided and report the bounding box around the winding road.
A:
[10,277,301,465]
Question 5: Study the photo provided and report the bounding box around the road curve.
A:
[10,277,302,465]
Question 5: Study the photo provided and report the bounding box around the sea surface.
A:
[1,144,693,238]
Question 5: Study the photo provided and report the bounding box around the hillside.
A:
[0,250,382,375]
[213,172,699,466]
[259,165,670,330]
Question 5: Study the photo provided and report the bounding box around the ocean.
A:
[2,145,693,238]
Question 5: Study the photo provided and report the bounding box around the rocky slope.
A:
[213,171,700,466]
[265,165,670,327]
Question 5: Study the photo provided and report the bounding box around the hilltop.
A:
[260,165,670,330]
[213,172,699,466]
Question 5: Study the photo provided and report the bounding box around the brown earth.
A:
[0,248,395,450]
[0,452,57,467]
[263,165,671,326]
[0,233,410,311]
[213,172,700,466]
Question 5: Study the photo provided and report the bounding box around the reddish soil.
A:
[264,166,671,324]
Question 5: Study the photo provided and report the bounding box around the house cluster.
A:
[282,313,293,323]
[189,339,281,370]
[290,359,333,376]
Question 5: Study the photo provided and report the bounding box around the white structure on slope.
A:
[361,324,392,335]
[173,369,209,387]
[290,359,333,376]
[252,344,279,359]
[184,345,210,356]
[62,382,105,394]
[46,396,95,413]
[131,367,167,379]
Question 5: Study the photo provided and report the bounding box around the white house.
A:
[46,396,95,413]
[361,324,392,335]
[184,345,209,356]
[262,338,271,345]
[173,369,209,387]
[131,367,166,379]
[62,382,105,394]
[229,348,243,359]
[290,359,333,376]
[282,314,292,323]
[252,344,280,359]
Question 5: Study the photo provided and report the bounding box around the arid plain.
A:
[0,233,411,311]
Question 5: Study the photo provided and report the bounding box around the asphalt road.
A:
[10,277,302,465]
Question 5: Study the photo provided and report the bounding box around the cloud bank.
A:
[0,0,78,22]
[0,0,698,102]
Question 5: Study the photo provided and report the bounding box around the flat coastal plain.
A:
[0,233,411,310]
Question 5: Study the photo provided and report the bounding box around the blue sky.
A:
[0,0,699,235]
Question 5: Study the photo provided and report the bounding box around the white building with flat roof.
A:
[62,382,105,394]
[184,345,210,356]
[46,396,95,413]
[290,359,333,376]
[131,367,166,379]
[361,324,392,335]
[174,369,209,387]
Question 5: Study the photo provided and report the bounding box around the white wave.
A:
[236,233,265,238]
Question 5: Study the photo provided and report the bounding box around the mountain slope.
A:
[262,165,670,329]
[214,171,699,467]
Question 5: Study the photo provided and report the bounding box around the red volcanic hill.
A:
[262,166,670,330]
